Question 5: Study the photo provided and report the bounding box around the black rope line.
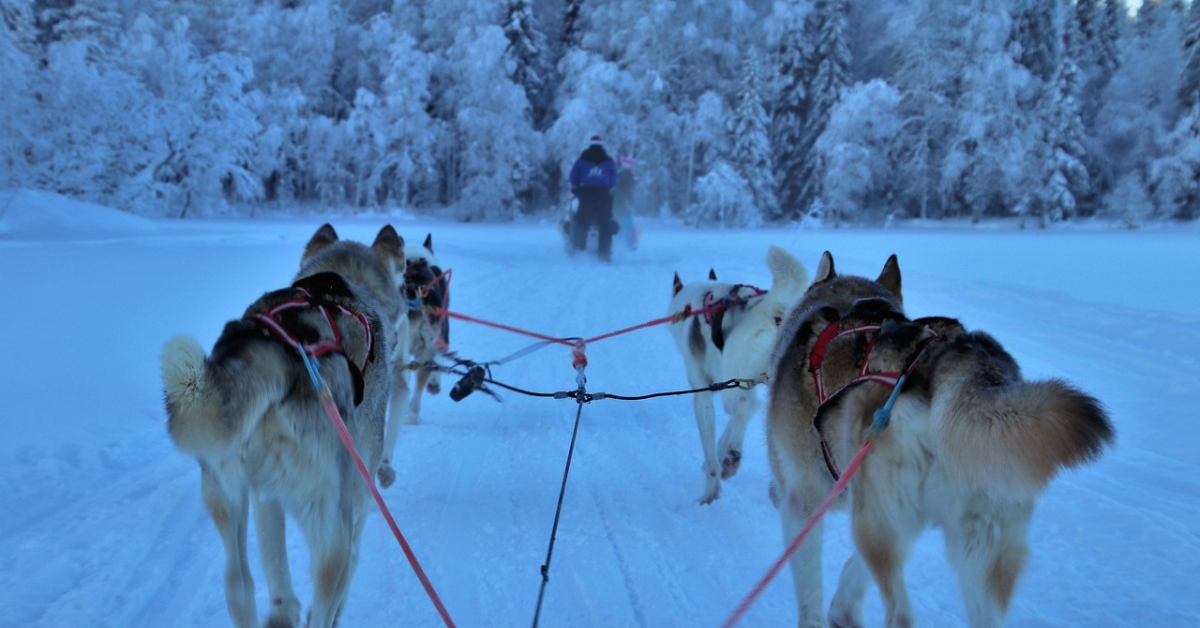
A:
[433,359,757,404]
[531,394,586,628]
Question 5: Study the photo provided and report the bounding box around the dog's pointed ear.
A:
[672,272,683,296]
[814,251,836,283]
[877,254,902,304]
[424,233,434,253]
[302,223,339,263]
[373,225,405,268]
[708,268,718,281]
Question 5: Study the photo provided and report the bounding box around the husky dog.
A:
[161,224,404,628]
[767,251,1114,628]
[668,246,810,504]
[377,233,450,488]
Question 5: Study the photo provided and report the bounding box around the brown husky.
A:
[161,224,404,628]
[766,251,1113,628]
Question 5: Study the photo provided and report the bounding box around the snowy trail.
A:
[0,213,1197,628]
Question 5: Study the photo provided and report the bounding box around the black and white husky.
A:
[667,246,810,503]
[378,233,450,488]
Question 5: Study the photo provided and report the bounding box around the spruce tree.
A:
[732,51,777,221]
[1099,0,1124,75]
[1012,0,1059,83]
[798,0,851,222]
[503,0,553,130]
[770,1,807,221]
[1038,14,1091,223]
[562,0,582,51]
[1180,0,1200,110]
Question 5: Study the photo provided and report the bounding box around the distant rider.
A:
[568,135,618,262]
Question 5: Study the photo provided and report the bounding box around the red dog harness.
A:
[252,285,375,403]
[808,316,938,480]
[702,284,768,351]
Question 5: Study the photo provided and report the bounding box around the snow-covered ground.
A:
[1,189,1197,627]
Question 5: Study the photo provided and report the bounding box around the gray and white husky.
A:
[668,246,809,504]
[161,224,405,628]
[766,251,1114,628]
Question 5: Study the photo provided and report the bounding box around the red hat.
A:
[589,135,602,145]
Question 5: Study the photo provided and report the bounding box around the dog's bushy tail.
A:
[161,334,290,459]
[937,374,1114,499]
[767,246,809,301]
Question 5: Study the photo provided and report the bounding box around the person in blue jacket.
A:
[568,135,618,261]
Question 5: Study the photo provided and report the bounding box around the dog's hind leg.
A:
[828,553,870,628]
[778,486,828,628]
[407,364,434,425]
[852,493,918,628]
[378,357,412,488]
[254,498,302,628]
[302,509,355,628]
[200,467,258,628]
[690,389,722,504]
[717,389,759,480]
[942,499,1031,628]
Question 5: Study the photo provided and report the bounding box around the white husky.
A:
[668,246,809,503]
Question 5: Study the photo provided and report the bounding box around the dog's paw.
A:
[720,449,742,479]
[377,464,397,488]
[427,381,441,395]
[829,610,864,628]
[264,596,301,628]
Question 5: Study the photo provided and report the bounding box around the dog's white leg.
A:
[407,365,433,425]
[691,390,721,504]
[780,484,828,628]
[828,553,870,628]
[200,469,258,628]
[717,389,756,480]
[426,363,442,394]
[378,358,412,488]
[253,498,302,628]
[943,500,1031,628]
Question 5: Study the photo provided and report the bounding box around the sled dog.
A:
[668,246,810,504]
[378,233,450,488]
[766,251,1114,628]
[161,224,405,628]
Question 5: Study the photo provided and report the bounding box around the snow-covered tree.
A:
[503,0,553,129]
[1106,171,1155,228]
[797,0,852,221]
[770,0,809,221]
[731,51,777,220]
[1010,0,1059,83]
[562,0,582,51]
[1033,11,1091,225]
[1093,0,1184,208]
[1180,0,1200,110]
[0,0,37,188]
[690,160,759,227]
[1149,102,1200,220]
[115,17,261,215]
[436,23,543,220]
[816,79,901,224]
